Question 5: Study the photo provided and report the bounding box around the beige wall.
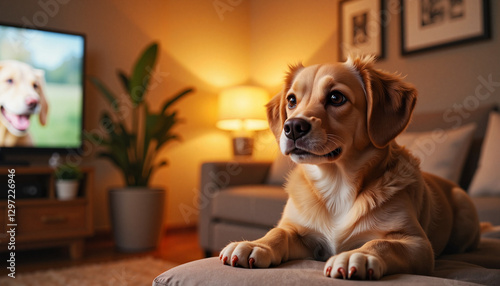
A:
[375,1,500,113]
[1,0,499,230]
[249,0,339,89]
[0,0,261,230]
[250,0,500,113]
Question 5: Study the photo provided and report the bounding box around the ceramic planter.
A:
[109,187,165,252]
[55,180,79,200]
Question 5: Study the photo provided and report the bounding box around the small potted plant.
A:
[55,163,83,200]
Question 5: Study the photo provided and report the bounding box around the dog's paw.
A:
[323,251,385,280]
[219,241,274,269]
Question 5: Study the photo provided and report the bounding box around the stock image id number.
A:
[7,169,16,222]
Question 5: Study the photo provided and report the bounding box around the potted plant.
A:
[55,163,83,200]
[89,42,194,252]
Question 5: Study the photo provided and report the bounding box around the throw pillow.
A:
[469,112,500,196]
[396,123,476,184]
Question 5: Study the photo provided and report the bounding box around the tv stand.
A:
[0,166,94,259]
[0,160,30,166]
[0,153,29,166]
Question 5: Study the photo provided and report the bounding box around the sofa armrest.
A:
[198,161,272,253]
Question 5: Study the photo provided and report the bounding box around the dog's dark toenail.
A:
[231,255,238,267]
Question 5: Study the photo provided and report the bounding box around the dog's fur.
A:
[0,60,48,146]
[220,56,481,280]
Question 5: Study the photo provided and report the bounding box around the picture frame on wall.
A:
[339,0,385,61]
[401,0,491,55]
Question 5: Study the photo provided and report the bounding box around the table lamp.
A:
[216,85,269,157]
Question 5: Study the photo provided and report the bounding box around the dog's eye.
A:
[327,91,347,107]
[33,83,39,89]
[287,94,297,109]
[6,78,14,84]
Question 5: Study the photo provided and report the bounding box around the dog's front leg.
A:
[220,224,312,268]
[324,233,434,280]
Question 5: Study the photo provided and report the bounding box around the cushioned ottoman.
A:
[153,238,500,286]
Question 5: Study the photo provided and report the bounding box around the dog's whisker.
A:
[325,133,346,145]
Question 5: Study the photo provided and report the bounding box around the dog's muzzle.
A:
[282,118,342,161]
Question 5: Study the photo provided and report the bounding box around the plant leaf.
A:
[156,134,180,151]
[83,131,107,145]
[156,160,168,168]
[160,88,194,114]
[117,70,130,94]
[97,152,126,173]
[89,42,194,187]
[142,159,167,187]
[89,77,119,112]
[128,43,158,105]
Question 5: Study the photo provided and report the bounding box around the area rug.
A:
[0,256,177,286]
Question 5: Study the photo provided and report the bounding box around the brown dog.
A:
[220,56,480,280]
[0,60,48,146]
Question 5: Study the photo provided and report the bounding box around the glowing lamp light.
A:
[216,86,269,131]
[216,85,269,157]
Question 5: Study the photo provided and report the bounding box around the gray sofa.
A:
[154,104,500,285]
[198,104,500,255]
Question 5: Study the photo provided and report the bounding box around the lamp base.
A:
[232,137,254,157]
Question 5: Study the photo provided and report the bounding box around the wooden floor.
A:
[0,227,206,276]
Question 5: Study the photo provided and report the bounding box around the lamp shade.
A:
[216,85,269,131]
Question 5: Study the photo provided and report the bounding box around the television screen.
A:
[0,23,84,151]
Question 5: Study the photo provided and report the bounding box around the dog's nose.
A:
[284,118,311,140]
[26,97,39,110]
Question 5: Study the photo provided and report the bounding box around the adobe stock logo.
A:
[213,0,244,21]
[179,163,243,224]
[443,74,500,127]
[21,0,71,29]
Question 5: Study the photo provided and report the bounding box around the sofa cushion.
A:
[396,123,476,183]
[212,222,270,251]
[212,185,288,228]
[406,104,497,189]
[469,112,500,197]
[154,238,500,286]
[154,258,484,286]
[438,238,500,268]
[472,196,500,227]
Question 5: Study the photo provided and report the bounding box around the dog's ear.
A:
[284,63,304,92]
[34,69,48,126]
[266,63,304,139]
[266,91,285,139]
[349,56,417,148]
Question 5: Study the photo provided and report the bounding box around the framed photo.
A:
[401,0,491,55]
[339,0,384,61]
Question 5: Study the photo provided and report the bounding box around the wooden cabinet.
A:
[0,166,93,259]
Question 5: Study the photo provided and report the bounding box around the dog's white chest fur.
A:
[305,165,355,217]
[283,164,361,256]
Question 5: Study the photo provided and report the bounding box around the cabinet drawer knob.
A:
[41,215,68,224]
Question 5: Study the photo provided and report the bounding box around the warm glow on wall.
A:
[216,85,269,157]
[216,85,269,132]
[161,1,251,89]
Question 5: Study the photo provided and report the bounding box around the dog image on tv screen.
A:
[0,60,48,147]
[0,24,84,149]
